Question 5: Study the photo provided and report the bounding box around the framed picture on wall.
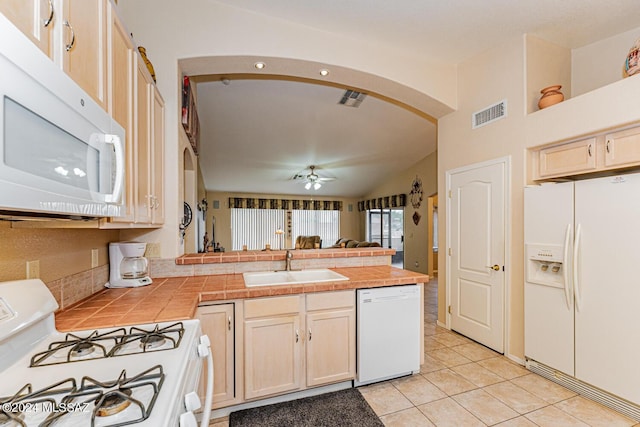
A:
[181,76,200,154]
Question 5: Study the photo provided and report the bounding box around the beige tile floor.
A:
[211,278,640,426]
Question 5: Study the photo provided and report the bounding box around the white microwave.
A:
[0,14,124,219]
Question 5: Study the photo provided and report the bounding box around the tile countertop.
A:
[54,266,429,332]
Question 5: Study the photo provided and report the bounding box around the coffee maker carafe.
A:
[106,242,152,288]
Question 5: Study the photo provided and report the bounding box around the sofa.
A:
[330,237,382,248]
[295,235,322,249]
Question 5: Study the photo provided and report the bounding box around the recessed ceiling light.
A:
[319,69,330,77]
[254,62,266,70]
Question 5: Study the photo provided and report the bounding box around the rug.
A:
[229,388,383,427]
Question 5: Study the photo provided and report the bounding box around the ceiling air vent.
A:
[472,99,507,129]
[338,89,367,107]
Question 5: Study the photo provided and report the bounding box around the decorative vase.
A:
[624,38,640,77]
[538,85,564,110]
[138,46,156,83]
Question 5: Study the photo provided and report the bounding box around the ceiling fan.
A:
[292,165,335,190]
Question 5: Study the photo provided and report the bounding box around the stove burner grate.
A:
[109,322,184,356]
[1,379,77,427]
[30,328,127,367]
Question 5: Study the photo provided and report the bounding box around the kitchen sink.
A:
[243,269,349,287]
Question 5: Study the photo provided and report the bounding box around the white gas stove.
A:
[0,279,213,427]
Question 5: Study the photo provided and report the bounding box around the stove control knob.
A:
[184,391,202,412]
[179,411,197,427]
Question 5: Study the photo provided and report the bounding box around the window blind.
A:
[231,209,286,250]
[291,210,340,248]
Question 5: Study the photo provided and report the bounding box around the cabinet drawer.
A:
[538,137,597,178]
[306,290,354,312]
[244,295,301,319]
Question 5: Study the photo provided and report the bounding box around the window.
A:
[231,209,286,250]
[291,210,340,248]
[231,208,340,250]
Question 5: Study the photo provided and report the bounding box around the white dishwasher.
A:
[356,284,420,386]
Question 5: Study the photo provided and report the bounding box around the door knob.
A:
[486,264,500,271]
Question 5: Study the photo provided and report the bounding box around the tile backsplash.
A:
[46,264,108,310]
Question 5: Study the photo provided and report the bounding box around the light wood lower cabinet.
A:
[196,303,236,408]
[244,314,303,399]
[196,291,356,410]
[305,292,356,387]
[243,291,355,401]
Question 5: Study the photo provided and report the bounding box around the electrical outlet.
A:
[146,243,161,258]
[91,248,99,268]
[26,260,40,279]
[414,261,419,268]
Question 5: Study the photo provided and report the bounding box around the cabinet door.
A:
[537,137,597,179]
[134,55,152,224]
[604,126,640,169]
[59,0,107,109]
[0,0,53,56]
[306,308,355,387]
[107,5,135,223]
[151,88,165,224]
[244,315,303,400]
[197,304,235,408]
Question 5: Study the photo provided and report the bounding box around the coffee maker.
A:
[105,242,152,288]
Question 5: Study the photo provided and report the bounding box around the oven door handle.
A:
[198,335,214,427]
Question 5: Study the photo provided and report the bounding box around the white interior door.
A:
[448,159,506,353]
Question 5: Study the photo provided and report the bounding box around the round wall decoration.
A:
[410,175,423,209]
[183,202,193,228]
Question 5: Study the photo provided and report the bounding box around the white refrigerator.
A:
[524,172,640,414]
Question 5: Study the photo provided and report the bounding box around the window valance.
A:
[228,197,343,211]
[357,194,406,211]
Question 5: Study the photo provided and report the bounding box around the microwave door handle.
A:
[104,134,124,204]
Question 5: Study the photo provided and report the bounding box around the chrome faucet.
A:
[285,250,293,271]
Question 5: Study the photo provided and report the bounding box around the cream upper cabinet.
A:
[57,0,108,109]
[151,87,165,225]
[134,55,153,224]
[243,295,304,400]
[0,0,53,56]
[106,3,134,223]
[197,303,236,408]
[604,126,640,169]
[305,291,356,387]
[532,123,640,181]
[537,137,597,179]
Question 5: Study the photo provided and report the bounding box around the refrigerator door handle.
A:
[573,223,583,312]
[563,223,572,310]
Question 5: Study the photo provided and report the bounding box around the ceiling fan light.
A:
[305,182,312,190]
[314,182,322,190]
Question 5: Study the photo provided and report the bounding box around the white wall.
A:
[572,26,640,96]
